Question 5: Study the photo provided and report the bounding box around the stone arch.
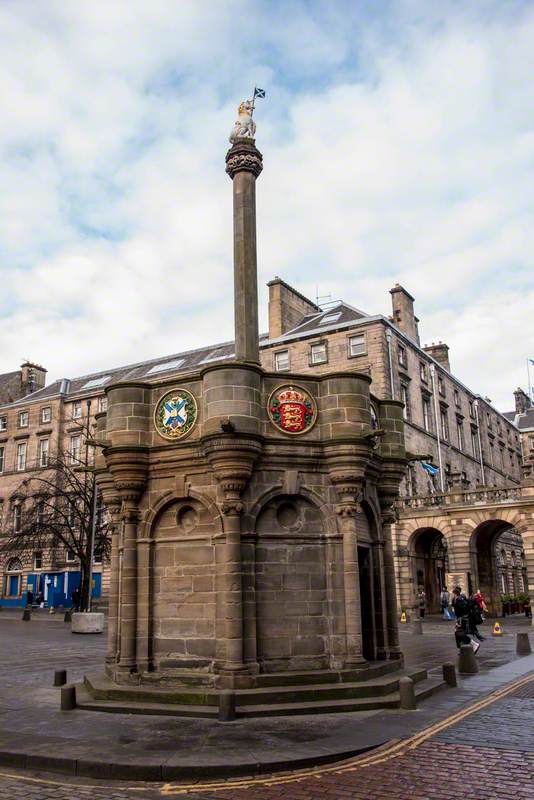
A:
[140,488,222,539]
[407,526,449,613]
[248,484,335,535]
[148,493,220,670]
[252,492,331,672]
[4,557,23,598]
[468,515,526,615]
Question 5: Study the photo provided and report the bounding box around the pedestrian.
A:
[474,589,487,613]
[452,586,483,653]
[418,588,426,619]
[523,596,532,619]
[71,586,80,612]
[26,587,34,608]
[36,590,44,608]
[440,586,451,620]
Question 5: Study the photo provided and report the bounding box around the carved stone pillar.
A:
[378,497,402,660]
[117,496,140,674]
[335,499,366,666]
[218,497,246,678]
[101,492,122,669]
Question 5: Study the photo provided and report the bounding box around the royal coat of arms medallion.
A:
[267,385,317,435]
[154,389,198,440]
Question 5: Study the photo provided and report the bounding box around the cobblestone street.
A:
[0,612,532,799]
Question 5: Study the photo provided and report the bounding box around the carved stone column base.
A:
[214,665,256,690]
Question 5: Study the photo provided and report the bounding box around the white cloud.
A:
[0,1,533,410]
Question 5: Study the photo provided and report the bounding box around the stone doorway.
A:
[411,528,448,614]
[358,545,375,661]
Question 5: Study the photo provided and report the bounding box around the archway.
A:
[410,528,449,613]
[471,520,527,616]
[4,557,23,598]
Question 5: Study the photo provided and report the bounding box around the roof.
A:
[271,301,369,341]
[504,408,534,432]
[0,370,22,405]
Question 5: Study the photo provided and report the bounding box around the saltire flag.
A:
[529,358,534,365]
[421,461,439,476]
[253,87,266,100]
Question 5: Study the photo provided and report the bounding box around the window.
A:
[398,344,407,368]
[146,359,185,375]
[454,390,460,407]
[13,505,22,532]
[41,407,51,424]
[0,416,7,431]
[348,334,365,357]
[33,551,42,570]
[469,400,475,419]
[310,342,327,365]
[486,412,491,429]
[274,350,289,371]
[0,446,4,474]
[437,376,445,396]
[499,446,505,469]
[81,375,112,389]
[423,401,433,432]
[38,438,49,467]
[98,396,108,413]
[408,464,417,496]
[69,435,81,465]
[457,419,464,451]
[320,311,342,325]
[66,549,77,563]
[93,551,103,565]
[400,383,411,421]
[37,501,45,526]
[488,440,494,466]
[72,401,82,419]
[420,362,427,382]
[5,558,22,597]
[17,442,27,471]
[19,411,29,428]
[440,408,449,440]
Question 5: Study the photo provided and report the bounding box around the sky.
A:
[0,0,533,411]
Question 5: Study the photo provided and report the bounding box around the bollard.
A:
[218,690,236,722]
[458,644,479,674]
[54,669,67,687]
[442,662,457,687]
[411,619,423,635]
[399,676,416,710]
[516,632,532,656]
[22,608,31,621]
[60,684,76,711]
[64,610,72,623]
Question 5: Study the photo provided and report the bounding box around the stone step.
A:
[77,676,446,718]
[84,667,428,708]
[255,660,400,687]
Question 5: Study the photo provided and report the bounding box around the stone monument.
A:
[83,98,412,716]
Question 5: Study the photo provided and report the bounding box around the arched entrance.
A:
[410,528,448,613]
[472,520,528,616]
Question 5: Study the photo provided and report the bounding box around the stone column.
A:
[379,499,402,660]
[225,138,263,364]
[335,501,366,666]
[219,498,246,676]
[103,496,122,669]
[117,498,140,674]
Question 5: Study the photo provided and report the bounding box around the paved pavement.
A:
[0,610,532,798]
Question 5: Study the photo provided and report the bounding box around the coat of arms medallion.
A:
[154,389,197,441]
[267,385,317,435]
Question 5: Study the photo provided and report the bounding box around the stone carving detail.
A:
[225,148,263,179]
[335,503,361,517]
[220,500,245,516]
[229,99,256,143]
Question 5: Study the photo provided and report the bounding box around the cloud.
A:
[0,0,533,410]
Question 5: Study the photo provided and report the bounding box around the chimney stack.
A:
[423,342,451,373]
[20,362,47,395]
[225,137,263,364]
[514,387,531,415]
[389,284,420,344]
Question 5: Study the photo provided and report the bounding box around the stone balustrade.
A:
[397,485,526,513]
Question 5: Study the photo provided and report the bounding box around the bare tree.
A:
[1,449,110,612]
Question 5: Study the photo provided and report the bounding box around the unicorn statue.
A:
[229,98,256,143]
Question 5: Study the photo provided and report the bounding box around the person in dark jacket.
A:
[26,588,34,608]
[452,586,482,652]
[71,587,81,612]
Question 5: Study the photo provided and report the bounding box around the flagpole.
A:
[527,358,532,404]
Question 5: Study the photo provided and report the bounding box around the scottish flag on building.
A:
[253,87,266,100]
[421,461,440,476]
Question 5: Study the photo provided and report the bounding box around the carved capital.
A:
[122,504,140,524]
[335,503,361,518]
[220,500,245,516]
[225,140,263,179]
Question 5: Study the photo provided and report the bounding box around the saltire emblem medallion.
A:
[267,385,317,435]
[154,388,197,440]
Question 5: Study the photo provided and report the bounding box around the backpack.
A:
[453,594,469,617]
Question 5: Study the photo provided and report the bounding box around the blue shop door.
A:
[8,575,20,597]
[44,573,66,607]
[66,572,81,605]
[91,572,102,599]
[26,574,38,599]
